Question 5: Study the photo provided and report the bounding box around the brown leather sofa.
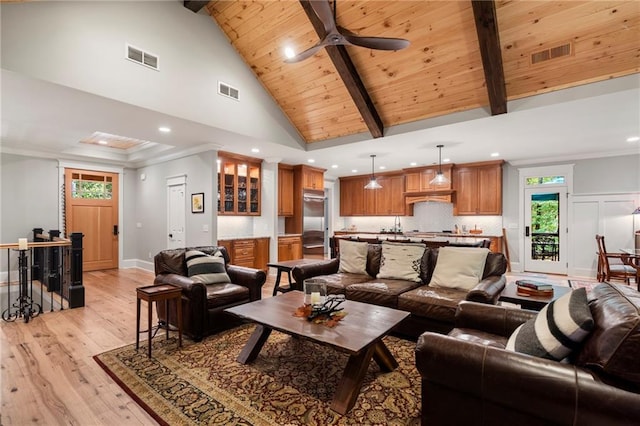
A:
[415,282,640,425]
[292,244,507,338]
[153,246,266,341]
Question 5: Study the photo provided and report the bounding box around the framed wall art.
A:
[191,193,204,213]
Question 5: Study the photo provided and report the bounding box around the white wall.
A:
[0,1,302,148]
[503,154,640,276]
[133,151,216,267]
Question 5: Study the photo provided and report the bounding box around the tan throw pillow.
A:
[376,242,426,282]
[338,240,368,274]
[429,247,490,290]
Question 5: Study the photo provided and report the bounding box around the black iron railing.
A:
[1,229,84,323]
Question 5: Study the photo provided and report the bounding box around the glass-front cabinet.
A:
[217,151,261,215]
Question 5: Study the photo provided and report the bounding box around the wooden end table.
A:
[136,284,183,358]
[267,259,323,296]
[499,282,571,311]
[225,291,409,414]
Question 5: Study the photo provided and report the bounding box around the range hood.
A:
[405,189,455,204]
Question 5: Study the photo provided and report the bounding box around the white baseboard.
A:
[0,270,18,284]
[121,259,154,272]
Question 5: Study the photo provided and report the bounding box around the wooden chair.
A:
[595,234,637,285]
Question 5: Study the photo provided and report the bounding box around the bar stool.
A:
[136,284,183,358]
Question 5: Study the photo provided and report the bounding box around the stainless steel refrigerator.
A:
[302,189,326,256]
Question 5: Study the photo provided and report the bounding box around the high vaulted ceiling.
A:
[198,0,639,144]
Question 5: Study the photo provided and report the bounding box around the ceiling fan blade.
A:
[284,41,327,63]
[309,0,338,35]
[339,26,410,51]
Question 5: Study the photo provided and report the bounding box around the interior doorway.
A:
[65,168,119,271]
[166,175,186,249]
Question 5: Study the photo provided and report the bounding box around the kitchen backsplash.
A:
[339,202,503,236]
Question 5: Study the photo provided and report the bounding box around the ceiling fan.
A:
[285,0,410,63]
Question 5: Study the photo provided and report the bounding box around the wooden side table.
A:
[267,259,323,296]
[499,282,571,311]
[136,284,183,358]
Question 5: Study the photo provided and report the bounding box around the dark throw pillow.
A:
[185,249,231,284]
[506,287,594,360]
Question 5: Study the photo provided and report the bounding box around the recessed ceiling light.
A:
[351,169,358,173]
[410,162,417,166]
[331,164,338,169]
[158,126,171,133]
[443,158,451,163]
[627,136,640,142]
[284,46,295,59]
[307,159,315,163]
[379,166,386,170]
[490,152,500,157]
[251,148,260,153]
[98,140,108,145]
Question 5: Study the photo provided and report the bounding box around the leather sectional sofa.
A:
[292,243,507,338]
[415,282,640,425]
[153,246,266,341]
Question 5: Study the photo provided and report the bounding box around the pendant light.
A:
[364,154,382,189]
[429,144,450,186]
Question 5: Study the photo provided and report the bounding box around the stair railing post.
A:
[68,233,85,308]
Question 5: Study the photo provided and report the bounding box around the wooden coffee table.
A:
[499,282,571,311]
[225,291,409,414]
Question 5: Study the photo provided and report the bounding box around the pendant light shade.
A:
[364,154,382,189]
[429,144,450,187]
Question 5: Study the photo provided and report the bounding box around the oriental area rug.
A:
[94,324,421,425]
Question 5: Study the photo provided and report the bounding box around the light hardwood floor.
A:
[0,267,284,426]
[1,266,573,425]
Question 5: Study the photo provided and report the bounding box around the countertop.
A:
[334,233,489,245]
[335,231,501,238]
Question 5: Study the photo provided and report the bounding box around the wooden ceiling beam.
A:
[299,0,384,138]
[471,0,507,115]
[184,1,209,14]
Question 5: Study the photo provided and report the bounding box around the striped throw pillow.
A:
[185,250,230,284]
[506,287,593,360]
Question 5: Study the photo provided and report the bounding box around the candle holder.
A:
[303,278,327,307]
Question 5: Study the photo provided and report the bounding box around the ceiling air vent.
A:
[530,42,572,65]
[126,44,159,71]
[218,81,239,101]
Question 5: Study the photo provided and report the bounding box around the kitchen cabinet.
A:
[278,164,294,216]
[217,237,269,271]
[217,151,261,215]
[339,173,406,216]
[403,164,453,203]
[278,235,303,261]
[301,166,324,190]
[453,160,503,215]
[374,174,406,215]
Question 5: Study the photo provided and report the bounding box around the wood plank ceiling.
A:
[193,1,639,144]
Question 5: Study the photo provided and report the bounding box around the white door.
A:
[167,181,186,249]
[524,186,567,274]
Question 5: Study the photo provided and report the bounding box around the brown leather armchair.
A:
[415,283,640,425]
[153,246,266,341]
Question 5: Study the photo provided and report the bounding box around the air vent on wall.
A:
[126,44,159,70]
[218,81,239,101]
[530,42,572,65]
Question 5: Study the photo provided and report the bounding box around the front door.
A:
[524,186,567,274]
[65,169,119,271]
